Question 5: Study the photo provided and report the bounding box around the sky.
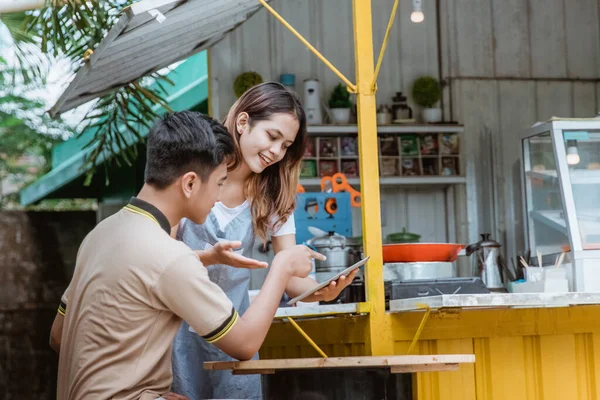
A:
[1,18,185,137]
[0,24,93,130]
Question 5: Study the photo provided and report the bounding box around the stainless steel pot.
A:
[307,232,362,282]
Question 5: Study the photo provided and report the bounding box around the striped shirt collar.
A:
[124,197,171,235]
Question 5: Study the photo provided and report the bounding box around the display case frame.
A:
[521,119,600,291]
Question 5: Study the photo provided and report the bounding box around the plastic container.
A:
[279,74,296,91]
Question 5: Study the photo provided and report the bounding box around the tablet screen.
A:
[287,256,370,305]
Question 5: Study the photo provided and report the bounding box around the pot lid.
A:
[477,233,501,248]
[387,228,421,241]
[308,232,347,248]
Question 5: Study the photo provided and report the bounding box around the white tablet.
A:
[287,256,370,305]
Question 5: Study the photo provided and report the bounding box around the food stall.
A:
[20,0,600,397]
[193,0,600,396]
[256,114,600,398]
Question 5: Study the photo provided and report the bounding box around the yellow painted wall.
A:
[261,305,600,399]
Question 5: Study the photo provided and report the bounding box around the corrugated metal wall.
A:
[261,306,600,399]
[210,0,600,260]
[413,335,600,400]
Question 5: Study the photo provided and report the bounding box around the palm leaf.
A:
[78,73,174,186]
[4,0,178,187]
[0,12,48,85]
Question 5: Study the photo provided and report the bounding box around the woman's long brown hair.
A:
[222,82,307,243]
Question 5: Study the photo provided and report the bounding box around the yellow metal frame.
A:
[262,305,600,400]
[372,0,399,90]
[258,0,399,356]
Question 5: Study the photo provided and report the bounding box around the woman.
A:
[171,82,357,400]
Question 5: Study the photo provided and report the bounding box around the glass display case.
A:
[522,118,600,292]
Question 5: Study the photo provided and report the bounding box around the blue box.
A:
[294,192,353,244]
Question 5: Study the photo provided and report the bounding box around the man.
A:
[50,111,323,400]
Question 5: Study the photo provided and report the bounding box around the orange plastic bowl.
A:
[382,243,466,263]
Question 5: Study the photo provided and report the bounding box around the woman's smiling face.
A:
[237,112,299,173]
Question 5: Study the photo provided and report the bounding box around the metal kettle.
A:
[465,233,503,289]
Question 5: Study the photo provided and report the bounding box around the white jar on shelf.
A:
[303,79,323,125]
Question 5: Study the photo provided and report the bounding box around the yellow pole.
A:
[287,317,328,358]
[258,0,393,356]
[352,0,393,356]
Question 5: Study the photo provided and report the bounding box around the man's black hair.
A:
[145,111,235,189]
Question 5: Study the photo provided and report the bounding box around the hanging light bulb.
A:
[411,0,424,23]
[566,140,580,165]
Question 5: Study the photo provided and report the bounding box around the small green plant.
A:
[233,72,263,98]
[412,76,442,108]
[328,83,353,109]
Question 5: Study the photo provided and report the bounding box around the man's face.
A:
[187,163,228,224]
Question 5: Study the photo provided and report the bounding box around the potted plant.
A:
[328,83,353,124]
[233,71,263,98]
[412,76,442,123]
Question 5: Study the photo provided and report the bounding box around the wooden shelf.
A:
[274,302,366,319]
[530,210,568,235]
[527,170,600,185]
[205,355,476,375]
[307,124,464,134]
[299,176,466,187]
[302,131,462,182]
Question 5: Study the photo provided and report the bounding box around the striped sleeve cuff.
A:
[203,308,239,343]
[57,301,67,316]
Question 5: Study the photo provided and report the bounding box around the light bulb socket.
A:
[411,0,424,23]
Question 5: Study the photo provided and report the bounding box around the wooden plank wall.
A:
[211,0,600,267]
[211,0,439,120]
[443,0,600,262]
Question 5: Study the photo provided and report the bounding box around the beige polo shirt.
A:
[57,197,238,400]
